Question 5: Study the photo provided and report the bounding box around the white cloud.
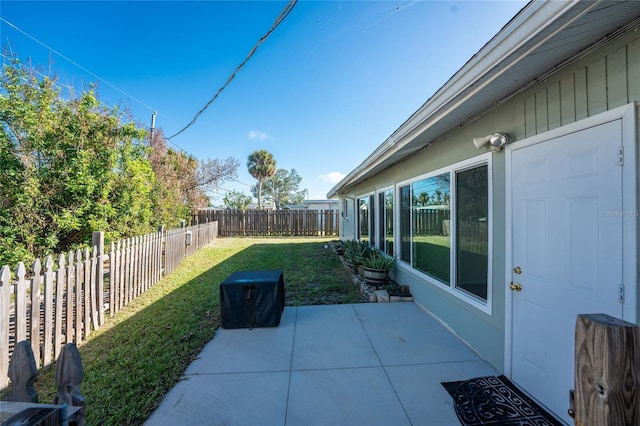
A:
[320,171,346,183]
[248,130,271,141]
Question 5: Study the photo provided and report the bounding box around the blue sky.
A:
[1,0,528,204]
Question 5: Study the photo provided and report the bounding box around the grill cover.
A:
[220,270,285,329]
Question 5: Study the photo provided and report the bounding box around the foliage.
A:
[246,149,276,209]
[252,168,307,209]
[363,249,398,271]
[0,57,153,264]
[148,129,239,226]
[147,129,196,227]
[0,56,241,266]
[342,240,397,271]
[33,237,362,424]
[342,239,373,267]
[222,189,252,210]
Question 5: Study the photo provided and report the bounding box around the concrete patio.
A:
[145,302,498,425]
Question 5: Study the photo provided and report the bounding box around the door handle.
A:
[510,282,522,291]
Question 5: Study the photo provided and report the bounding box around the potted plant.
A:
[343,240,372,274]
[362,249,398,286]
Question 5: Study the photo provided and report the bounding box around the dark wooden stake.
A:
[53,343,86,425]
[5,340,38,403]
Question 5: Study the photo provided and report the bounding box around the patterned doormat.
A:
[441,375,564,425]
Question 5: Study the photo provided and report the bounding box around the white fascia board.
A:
[328,0,593,198]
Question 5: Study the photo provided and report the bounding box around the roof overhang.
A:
[327,0,640,198]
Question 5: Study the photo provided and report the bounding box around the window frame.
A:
[395,153,493,314]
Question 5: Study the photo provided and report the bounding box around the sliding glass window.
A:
[358,197,369,243]
[398,158,490,308]
[411,173,451,284]
[384,189,394,255]
[378,189,394,255]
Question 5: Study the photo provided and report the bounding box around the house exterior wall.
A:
[340,26,640,370]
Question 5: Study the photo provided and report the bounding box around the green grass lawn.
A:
[33,237,362,425]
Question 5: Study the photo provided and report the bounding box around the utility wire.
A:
[0,17,156,112]
[229,178,253,187]
[0,52,78,93]
[167,0,298,140]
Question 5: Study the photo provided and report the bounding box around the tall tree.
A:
[246,149,276,209]
[253,168,307,209]
[0,57,153,265]
[148,129,239,225]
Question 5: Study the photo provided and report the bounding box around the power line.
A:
[167,0,298,140]
[229,178,253,187]
[2,50,190,155]
[0,18,194,155]
[0,52,77,93]
[0,17,156,112]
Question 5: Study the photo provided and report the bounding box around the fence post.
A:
[92,231,105,326]
[573,313,640,425]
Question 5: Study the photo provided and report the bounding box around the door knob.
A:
[510,282,522,291]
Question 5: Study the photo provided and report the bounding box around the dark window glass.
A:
[400,185,411,262]
[456,165,488,300]
[369,195,376,248]
[378,193,385,252]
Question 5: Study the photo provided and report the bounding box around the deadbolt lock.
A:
[513,266,522,274]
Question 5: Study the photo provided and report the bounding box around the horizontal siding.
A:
[342,27,640,373]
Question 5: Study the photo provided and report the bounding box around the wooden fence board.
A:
[0,266,10,390]
[193,209,339,237]
[15,264,26,345]
[43,256,54,368]
[1,221,217,386]
[54,254,65,359]
[31,260,42,369]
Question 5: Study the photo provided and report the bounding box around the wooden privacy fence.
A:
[0,221,218,391]
[193,209,339,237]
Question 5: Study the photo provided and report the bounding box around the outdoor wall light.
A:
[473,132,510,151]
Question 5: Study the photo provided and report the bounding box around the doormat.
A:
[441,375,563,425]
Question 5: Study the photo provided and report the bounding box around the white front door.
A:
[510,120,624,423]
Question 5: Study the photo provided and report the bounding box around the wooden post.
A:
[574,313,640,425]
[92,231,105,326]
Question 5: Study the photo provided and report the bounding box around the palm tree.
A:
[247,149,276,209]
